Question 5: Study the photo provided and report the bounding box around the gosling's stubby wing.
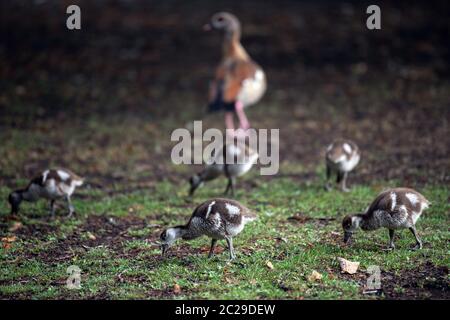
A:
[189,198,256,235]
[44,169,84,187]
[366,188,429,224]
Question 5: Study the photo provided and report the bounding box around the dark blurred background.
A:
[0,0,449,185]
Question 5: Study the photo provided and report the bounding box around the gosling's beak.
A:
[203,23,212,31]
[344,232,353,245]
[161,244,169,257]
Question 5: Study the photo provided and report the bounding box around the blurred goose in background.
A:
[160,198,257,260]
[8,168,84,217]
[342,188,430,250]
[204,12,266,135]
[189,142,258,197]
[325,139,361,192]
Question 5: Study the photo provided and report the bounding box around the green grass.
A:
[1,177,448,299]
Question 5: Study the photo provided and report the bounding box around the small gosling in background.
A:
[8,168,84,217]
[189,143,258,196]
[325,139,360,192]
[160,198,257,260]
[342,188,430,250]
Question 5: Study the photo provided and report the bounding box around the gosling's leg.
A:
[229,177,236,197]
[66,195,75,218]
[388,229,395,250]
[409,226,423,250]
[325,165,332,191]
[49,200,56,218]
[225,236,236,260]
[224,178,232,195]
[341,171,350,192]
[208,239,218,258]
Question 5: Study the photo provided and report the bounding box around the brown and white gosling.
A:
[325,139,361,192]
[8,168,84,217]
[189,143,258,197]
[342,188,430,250]
[160,198,257,260]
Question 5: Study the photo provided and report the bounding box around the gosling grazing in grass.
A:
[342,188,430,250]
[189,143,258,197]
[160,198,257,260]
[204,12,266,133]
[325,139,360,192]
[8,168,84,217]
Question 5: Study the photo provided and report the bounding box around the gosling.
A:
[325,139,360,192]
[189,143,258,196]
[160,198,257,260]
[8,168,84,217]
[342,188,430,250]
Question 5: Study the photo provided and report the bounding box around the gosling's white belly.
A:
[328,154,360,172]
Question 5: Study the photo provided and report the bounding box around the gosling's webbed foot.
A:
[341,187,351,193]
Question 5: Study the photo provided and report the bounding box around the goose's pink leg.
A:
[235,101,250,130]
[225,112,236,136]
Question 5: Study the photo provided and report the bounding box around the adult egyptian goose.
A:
[189,142,258,196]
[160,198,257,260]
[204,12,266,134]
[8,168,84,217]
[342,188,430,250]
[325,139,361,192]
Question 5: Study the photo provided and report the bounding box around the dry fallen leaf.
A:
[1,236,17,243]
[2,243,12,249]
[266,261,274,270]
[308,270,323,282]
[173,283,181,294]
[86,232,96,241]
[8,222,23,232]
[337,257,360,274]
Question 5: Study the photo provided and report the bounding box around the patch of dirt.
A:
[23,215,156,264]
[339,261,450,300]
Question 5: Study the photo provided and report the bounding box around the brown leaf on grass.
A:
[337,257,360,274]
[8,222,23,232]
[86,232,96,241]
[1,236,17,243]
[200,245,224,255]
[2,243,12,249]
[266,261,274,270]
[308,270,323,282]
[173,283,181,294]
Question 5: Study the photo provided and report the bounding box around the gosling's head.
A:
[342,214,362,244]
[8,191,22,215]
[159,227,182,256]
